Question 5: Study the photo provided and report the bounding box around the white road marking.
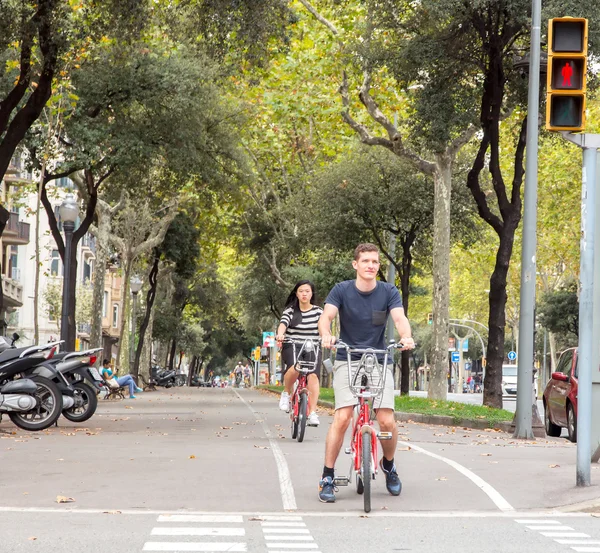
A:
[143,543,247,552]
[541,532,591,538]
[266,544,318,549]
[263,529,310,534]
[571,548,600,553]
[257,516,304,521]
[267,552,322,553]
[556,541,600,545]
[399,440,514,512]
[261,522,307,527]
[234,390,297,511]
[151,527,245,536]
[157,515,243,523]
[264,536,314,541]
[527,525,574,531]
[515,518,560,524]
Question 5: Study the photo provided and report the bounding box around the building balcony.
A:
[4,157,33,184]
[2,277,23,308]
[3,212,31,245]
[80,233,96,258]
[77,322,92,337]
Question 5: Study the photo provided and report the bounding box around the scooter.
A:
[150,364,176,388]
[0,337,64,431]
[40,347,104,423]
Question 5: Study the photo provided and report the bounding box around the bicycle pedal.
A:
[344,447,351,454]
[333,476,349,486]
[377,432,393,440]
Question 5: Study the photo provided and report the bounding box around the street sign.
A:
[508,350,517,361]
[262,331,275,348]
[546,17,588,131]
[461,338,469,352]
[451,351,460,363]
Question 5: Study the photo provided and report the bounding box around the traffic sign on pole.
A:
[508,351,517,361]
[451,351,460,363]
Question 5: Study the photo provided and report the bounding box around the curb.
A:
[558,496,600,513]
[262,388,522,434]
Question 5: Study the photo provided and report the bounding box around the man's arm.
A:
[390,307,415,350]
[318,304,338,348]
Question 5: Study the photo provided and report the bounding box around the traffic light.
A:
[427,313,433,325]
[546,17,588,132]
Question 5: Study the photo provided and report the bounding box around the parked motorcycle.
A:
[0,336,64,431]
[41,347,104,423]
[150,364,176,388]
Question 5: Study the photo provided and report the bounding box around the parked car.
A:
[502,364,539,398]
[543,347,578,442]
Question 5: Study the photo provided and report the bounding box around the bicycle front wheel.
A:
[290,395,298,439]
[362,433,371,513]
[297,393,308,443]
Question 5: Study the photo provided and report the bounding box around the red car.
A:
[542,347,578,442]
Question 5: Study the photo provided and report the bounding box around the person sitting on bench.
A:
[100,359,142,399]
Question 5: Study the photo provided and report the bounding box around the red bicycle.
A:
[281,337,321,443]
[333,340,401,513]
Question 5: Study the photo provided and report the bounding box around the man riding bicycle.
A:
[243,363,252,387]
[234,362,243,387]
[318,243,415,503]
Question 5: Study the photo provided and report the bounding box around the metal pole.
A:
[576,146,596,486]
[387,234,396,344]
[60,222,74,349]
[130,292,138,374]
[514,0,541,439]
[542,328,547,383]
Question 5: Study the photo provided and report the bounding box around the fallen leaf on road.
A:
[249,517,264,521]
[221,426,232,430]
[125,406,133,409]
[56,496,75,503]
[254,445,270,449]
[189,455,196,459]
[103,510,122,515]
[56,459,64,462]
[397,446,411,451]
[549,464,560,468]
[436,477,448,481]
[480,453,492,456]
[28,537,37,541]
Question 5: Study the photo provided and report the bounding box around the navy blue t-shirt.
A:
[325,280,403,361]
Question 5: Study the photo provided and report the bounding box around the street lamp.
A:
[59,193,79,350]
[129,275,143,374]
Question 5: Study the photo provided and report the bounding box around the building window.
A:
[83,260,91,282]
[102,291,108,318]
[50,249,61,276]
[112,304,119,328]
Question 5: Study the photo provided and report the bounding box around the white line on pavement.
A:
[555,541,600,545]
[398,440,514,512]
[256,516,304,521]
[262,529,310,534]
[264,536,314,541]
[266,544,318,549]
[234,390,297,511]
[143,543,247,552]
[157,515,243,523]
[515,518,560,524]
[540,533,591,538]
[571,548,600,552]
[151,527,245,536]
[527,525,574,531]
[261,522,307,527]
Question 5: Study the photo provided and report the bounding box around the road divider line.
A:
[143,543,246,552]
[555,541,600,545]
[540,532,591,538]
[157,515,243,523]
[398,440,514,512]
[263,529,310,534]
[266,544,318,549]
[264,536,314,541]
[151,527,245,536]
[261,522,307,527]
[571,548,600,553]
[515,519,559,524]
[234,390,297,511]
[527,525,574,530]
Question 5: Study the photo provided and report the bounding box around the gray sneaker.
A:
[318,476,337,503]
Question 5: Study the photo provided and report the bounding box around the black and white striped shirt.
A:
[280,305,323,339]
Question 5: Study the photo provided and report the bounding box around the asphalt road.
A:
[0,387,598,553]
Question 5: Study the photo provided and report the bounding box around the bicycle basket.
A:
[291,339,320,374]
[346,352,388,398]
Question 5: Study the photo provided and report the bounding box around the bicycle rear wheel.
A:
[297,393,308,442]
[362,434,371,513]
[290,395,298,439]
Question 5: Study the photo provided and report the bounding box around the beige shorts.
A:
[332,359,395,410]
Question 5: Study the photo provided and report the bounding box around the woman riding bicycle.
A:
[276,280,323,427]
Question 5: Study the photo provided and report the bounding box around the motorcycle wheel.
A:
[8,375,62,431]
[63,382,98,423]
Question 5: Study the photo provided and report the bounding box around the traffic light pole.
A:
[514,0,542,440]
[561,131,598,487]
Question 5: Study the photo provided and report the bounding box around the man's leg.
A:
[376,408,402,496]
[319,405,353,502]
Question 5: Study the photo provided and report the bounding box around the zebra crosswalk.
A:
[141,514,323,552]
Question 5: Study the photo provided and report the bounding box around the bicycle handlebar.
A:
[333,340,406,354]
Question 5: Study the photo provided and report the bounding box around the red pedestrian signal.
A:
[546,17,588,132]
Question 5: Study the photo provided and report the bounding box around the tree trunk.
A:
[548,331,557,372]
[90,237,108,349]
[428,155,452,400]
[399,240,412,396]
[187,355,197,386]
[483,230,517,408]
[0,207,9,334]
[116,258,132,370]
[66,240,78,350]
[134,254,159,379]
[168,339,177,371]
